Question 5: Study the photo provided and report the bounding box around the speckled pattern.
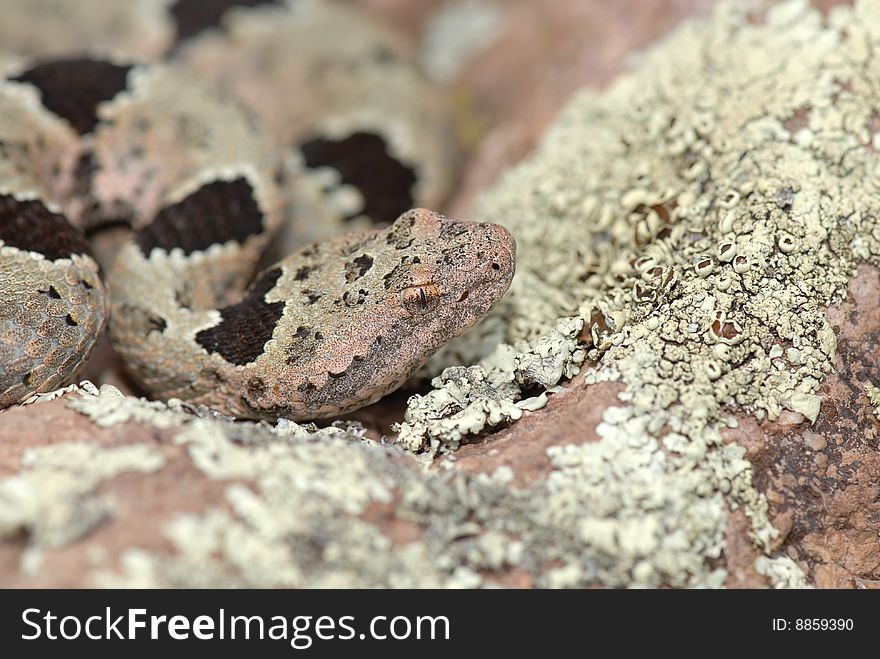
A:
[111,208,514,419]
[0,45,508,418]
[0,67,110,407]
[0,241,105,407]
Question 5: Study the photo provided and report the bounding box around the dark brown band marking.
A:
[344,253,374,282]
[294,265,315,281]
[136,177,264,257]
[11,59,132,135]
[299,132,417,223]
[0,194,92,260]
[195,267,284,365]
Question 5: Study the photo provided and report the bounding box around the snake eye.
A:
[400,284,439,311]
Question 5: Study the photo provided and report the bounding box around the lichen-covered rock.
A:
[440,0,718,216]
[400,317,584,454]
[411,0,879,453]
[396,0,880,584]
[0,384,754,587]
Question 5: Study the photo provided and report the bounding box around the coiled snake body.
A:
[0,52,515,419]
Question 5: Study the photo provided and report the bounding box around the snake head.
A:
[253,208,517,419]
[182,208,517,420]
[379,208,516,350]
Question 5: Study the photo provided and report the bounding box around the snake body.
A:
[0,50,515,418]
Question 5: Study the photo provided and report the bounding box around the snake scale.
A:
[0,1,516,420]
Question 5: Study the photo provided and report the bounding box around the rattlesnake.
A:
[0,2,516,419]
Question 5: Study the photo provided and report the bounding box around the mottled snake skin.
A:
[0,2,516,419]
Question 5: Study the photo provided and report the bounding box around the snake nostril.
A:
[457,291,469,302]
[491,263,500,271]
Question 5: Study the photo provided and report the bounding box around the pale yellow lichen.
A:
[67,383,192,429]
[546,408,730,588]
[864,381,880,421]
[90,427,743,587]
[0,441,164,548]
[755,555,811,589]
[398,316,584,453]
[395,0,880,584]
[21,380,99,406]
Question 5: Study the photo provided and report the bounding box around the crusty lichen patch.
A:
[397,317,583,453]
[396,0,880,583]
[756,554,811,589]
[88,418,739,588]
[6,383,748,587]
[0,440,164,549]
[66,383,192,429]
[864,381,880,421]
